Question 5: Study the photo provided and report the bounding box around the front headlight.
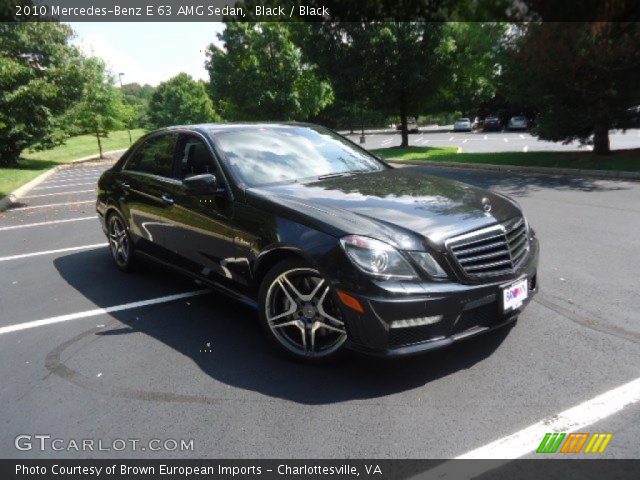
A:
[407,251,448,279]
[340,235,417,279]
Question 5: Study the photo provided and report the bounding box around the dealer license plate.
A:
[502,278,528,312]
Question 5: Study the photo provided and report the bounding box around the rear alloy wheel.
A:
[108,213,134,271]
[259,260,347,361]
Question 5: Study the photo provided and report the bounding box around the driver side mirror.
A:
[182,174,223,195]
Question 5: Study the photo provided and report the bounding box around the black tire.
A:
[107,211,135,272]
[258,258,347,362]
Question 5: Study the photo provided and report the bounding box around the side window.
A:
[177,136,217,179]
[124,134,178,178]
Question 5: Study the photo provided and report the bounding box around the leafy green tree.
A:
[438,22,507,116]
[206,23,333,121]
[504,22,640,154]
[65,57,131,158]
[293,23,375,133]
[148,73,219,128]
[120,82,155,129]
[299,23,450,146]
[0,22,85,166]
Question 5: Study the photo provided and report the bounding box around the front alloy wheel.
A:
[108,213,133,271]
[260,260,347,360]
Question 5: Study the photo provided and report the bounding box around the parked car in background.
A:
[508,116,529,130]
[471,117,483,131]
[453,118,472,132]
[483,116,502,131]
[396,118,420,133]
[97,123,539,361]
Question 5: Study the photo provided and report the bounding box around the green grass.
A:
[373,146,458,160]
[25,129,145,163]
[0,129,145,198]
[372,146,640,172]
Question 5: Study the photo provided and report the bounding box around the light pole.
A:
[118,72,132,145]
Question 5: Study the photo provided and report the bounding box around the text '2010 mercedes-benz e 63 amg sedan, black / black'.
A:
[97,123,539,361]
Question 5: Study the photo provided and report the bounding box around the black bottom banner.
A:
[3,459,640,480]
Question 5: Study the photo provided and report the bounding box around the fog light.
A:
[390,315,443,329]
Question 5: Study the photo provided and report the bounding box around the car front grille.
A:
[446,217,530,278]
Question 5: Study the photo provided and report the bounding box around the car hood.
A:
[248,168,521,250]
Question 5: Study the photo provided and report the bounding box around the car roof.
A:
[153,122,318,136]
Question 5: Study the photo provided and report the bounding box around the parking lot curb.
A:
[0,151,122,213]
[387,159,640,180]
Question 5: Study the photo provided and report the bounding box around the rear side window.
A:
[124,133,178,177]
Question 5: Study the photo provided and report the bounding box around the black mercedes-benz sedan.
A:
[96,123,539,361]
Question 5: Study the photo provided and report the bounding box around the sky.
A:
[70,23,226,86]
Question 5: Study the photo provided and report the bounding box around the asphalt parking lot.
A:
[344,128,640,152]
[1,160,639,459]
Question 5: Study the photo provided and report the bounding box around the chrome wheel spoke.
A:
[309,322,322,352]
[265,268,346,358]
[119,239,128,261]
[317,286,345,327]
[276,278,298,306]
[267,301,298,323]
[315,321,345,335]
[110,218,129,265]
[282,274,324,302]
[271,319,304,331]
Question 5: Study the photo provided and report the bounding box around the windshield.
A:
[212,126,386,187]
[457,118,470,122]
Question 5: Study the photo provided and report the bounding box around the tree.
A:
[148,73,219,128]
[120,82,155,129]
[363,23,451,147]
[293,23,375,134]
[206,23,333,121]
[504,22,640,154]
[437,22,507,117]
[66,57,131,158]
[0,22,85,166]
[300,23,450,147]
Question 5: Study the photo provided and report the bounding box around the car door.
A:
[118,132,180,261]
[160,133,242,288]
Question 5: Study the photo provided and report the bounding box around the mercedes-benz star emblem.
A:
[482,197,492,213]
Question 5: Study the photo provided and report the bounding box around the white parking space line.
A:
[56,170,105,177]
[11,200,94,211]
[0,216,95,231]
[58,168,108,175]
[523,146,529,152]
[519,134,525,139]
[56,170,106,177]
[39,177,99,185]
[32,182,96,191]
[0,290,210,336]
[47,175,100,183]
[415,377,640,478]
[457,377,640,459]
[504,138,509,142]
[463,139,468,143]
[23,189,95,199]
[448,136,454,141]
[0,243,107,262]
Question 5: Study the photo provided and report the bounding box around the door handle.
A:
[121,182,131,190]
[161,194,174,205]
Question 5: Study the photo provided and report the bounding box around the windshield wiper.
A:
[317,172,350,180]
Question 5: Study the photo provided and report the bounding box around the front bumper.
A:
[336,238,539,357]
